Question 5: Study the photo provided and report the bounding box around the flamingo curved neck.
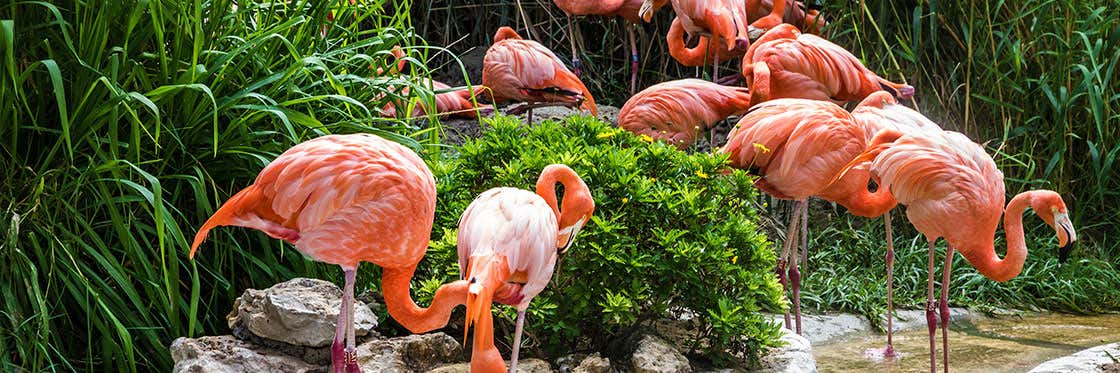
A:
[380,266,469,333]
[536,172,567,223]
[821,170,896,218]
[958,191,1033,282]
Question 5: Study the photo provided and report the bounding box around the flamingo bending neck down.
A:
[840,129,1077,373]
[618,78,754,148]
[482,26,598,124]
[189,134,470,373]
[459,164,595,373]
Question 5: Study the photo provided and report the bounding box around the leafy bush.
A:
[414,115,784,365]
[0,1,441,370]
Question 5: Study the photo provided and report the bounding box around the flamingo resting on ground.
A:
[840,129,1077,373]
[482,26,598,124]
[618,78,753,148]
[458,164,595,373]
[374,47,492,119]
[551,0,664,94]
[742,24,914,105]
[190,134,470,373]
[849,91,943,356]
[719,98,898,334]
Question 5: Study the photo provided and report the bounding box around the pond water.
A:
[813,313,1120,372]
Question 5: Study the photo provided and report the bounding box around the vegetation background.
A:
[1,0,1118,371]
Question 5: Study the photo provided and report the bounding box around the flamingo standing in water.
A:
[551,0,666,94]
[482,27,598,124]
[720,98,896,334]
[839,129,1076,373]
[742,24,914,105]
[458,164,595,373]
[618,78,754,148]
[190,134,470,373]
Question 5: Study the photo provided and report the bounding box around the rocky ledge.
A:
[171,278,813,372]
[1030,342,1120,373]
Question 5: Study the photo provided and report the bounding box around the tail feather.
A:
[190,186,256,259]
[580,84,598,116]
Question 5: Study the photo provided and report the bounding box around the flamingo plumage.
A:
[641,0,749,81]
[458,164,595,373]
[839,128,1076,373]
[720,98,898,335]
[551,0,661,94]
[380,78,493,119]
[741,24,914,105]
[190,134,471,373]
[618,78,753,148]
[482,27,597,124]
[669,0,827,68]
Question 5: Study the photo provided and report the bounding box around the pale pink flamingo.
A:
[458,164,595,373]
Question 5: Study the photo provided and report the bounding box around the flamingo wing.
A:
[457,187,559,309]
[483,39,598,114]
[619,79,752,148]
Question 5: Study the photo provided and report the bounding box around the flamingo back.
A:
[382,79,491,119]
[482,36,598,115]
[457,188,559,310]
[852,92,943,140]
[721,98,863,199]
[198,134,436,270]
[866,131,1005,244]
[618,79,753,148]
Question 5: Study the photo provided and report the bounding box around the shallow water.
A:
[813,313,1120,372]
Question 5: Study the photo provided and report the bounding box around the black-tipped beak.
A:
[1058,226,1074,264]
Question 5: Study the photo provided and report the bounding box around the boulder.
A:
[1030,342,1120,373]
[632,335,692,373]
[170,336,323,373]
[756,328,815,373]
[430,358,553,373]
[573,353,611,373]
[358,333,464,372]
[227,278,378,348]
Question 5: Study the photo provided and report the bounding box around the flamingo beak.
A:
[639,0,656,22]
[1054,212,1076,263]
[556,218,587,254]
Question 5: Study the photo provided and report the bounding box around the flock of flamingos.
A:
[189,1,1079,372]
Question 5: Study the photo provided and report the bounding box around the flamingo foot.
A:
[344,348,361,373]
[862,345,901,361]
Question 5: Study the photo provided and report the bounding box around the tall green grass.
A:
[0,1,440,370]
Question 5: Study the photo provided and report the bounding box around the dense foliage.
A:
[0,1,438,370]
[414,116,784,365]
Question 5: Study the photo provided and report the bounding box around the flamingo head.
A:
[540,164,595,254]
[639,0,669,22]
[493,26,522,43]
[463,253,510,344]
[1030,191,1077,263]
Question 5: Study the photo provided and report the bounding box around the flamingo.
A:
[190,134,470,373]
[849,91,943,356]
[374,47,492,119]
[618,78,754,148]
[458,164,595,373]
[640,0,749,81]
[482,26,598,124]
[839,128,1077,373]
[741,24,914,105]
[551,0,665,94]
[719,98,897,334]
[746,0,827,38]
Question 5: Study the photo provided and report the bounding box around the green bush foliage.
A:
[415,115,784,365]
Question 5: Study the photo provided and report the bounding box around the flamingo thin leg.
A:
[778,200,801,330]
[331,269,352,373]
[508,310,527,373]
[884,212,897,357]
[925,240,938,373]
[789,199,806,335]
[939,245,956,373]
[628,23,639,95]
[343,268,361,373]
[568,16,581,77]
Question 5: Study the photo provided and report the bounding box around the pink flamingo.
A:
[482,27,597,123]
[618,78,754,148]
[841,128,1077,372]
[190,134,470,373]
[551,0,665,93]
[458,164,595,373]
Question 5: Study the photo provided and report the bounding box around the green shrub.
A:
[415,115,784,366]
[0,1,440,370]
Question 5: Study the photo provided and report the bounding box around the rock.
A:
[767,307,982,344]
[632,335,692,373]
[358,333,463,372]
[227,278,378,348]
[430,358,553,373]
[1030,342,1120,373]
[170,336,324,373]
[574,353,611,373]
[756,328,815,373]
